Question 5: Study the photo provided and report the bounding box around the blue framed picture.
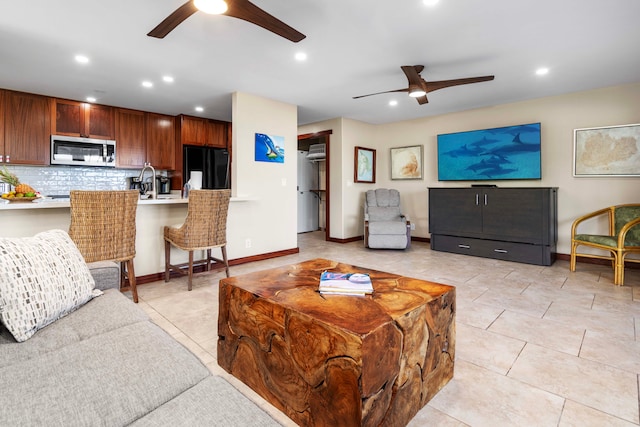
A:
[255,133,285,163]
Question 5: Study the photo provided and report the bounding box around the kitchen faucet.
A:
[138,162,156,199]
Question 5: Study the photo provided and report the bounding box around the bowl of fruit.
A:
[0,167,40,202]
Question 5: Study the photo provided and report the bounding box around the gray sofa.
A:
[0,261,281,426]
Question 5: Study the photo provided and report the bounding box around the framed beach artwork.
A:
[573,123,640,177]
[255,133,285,163]
[391,145,423,180]
[354,146,376,183]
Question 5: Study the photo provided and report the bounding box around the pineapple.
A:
[0,166,36,194]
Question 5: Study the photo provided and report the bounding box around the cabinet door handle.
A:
[484,194,488,205]
[458,244,471,249]
[475,194,479,205]
[494,249,508,253]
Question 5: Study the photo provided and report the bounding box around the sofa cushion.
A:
[0,289,147,367]
[131,376,281,426]
[0,229,99,342]
[0,319,211,426]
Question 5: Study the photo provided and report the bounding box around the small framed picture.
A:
[391,145,423,180]
[354,146,376,183]
[574,123,640,177]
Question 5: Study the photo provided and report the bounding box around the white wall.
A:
[227,92,298,258]
[300,82,640,255]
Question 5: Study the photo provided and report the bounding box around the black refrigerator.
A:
[183,145,230,189]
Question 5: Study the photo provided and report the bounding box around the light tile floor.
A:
[134,232,640,426]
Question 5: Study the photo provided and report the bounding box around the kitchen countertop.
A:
[0,195,254,210]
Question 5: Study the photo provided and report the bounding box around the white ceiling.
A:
[1,0,639,125]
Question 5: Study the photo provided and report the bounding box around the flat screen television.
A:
[437,122,541,181]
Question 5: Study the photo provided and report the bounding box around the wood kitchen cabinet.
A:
[177,115,229,148]
[2,90,50,165]
[115,108,146,169]
[429,187,558,265]
[51,99,115,140]
[146,113,175,170]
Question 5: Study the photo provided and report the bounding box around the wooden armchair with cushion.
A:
[570,204,640,285]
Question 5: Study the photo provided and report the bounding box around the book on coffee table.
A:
[319,272,373,296]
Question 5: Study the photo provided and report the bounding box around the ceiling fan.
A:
[147,0,306,42]
[353,65,495,105]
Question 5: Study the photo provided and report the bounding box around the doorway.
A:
[298,130,332,241]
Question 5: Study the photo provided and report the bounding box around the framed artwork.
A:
[255,133,285,163]
[391,145,423,180]
[354,146,376,183]
[574,123,640,177]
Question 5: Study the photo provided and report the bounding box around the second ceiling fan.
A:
[354,65,495,105]
[147,0,306,43]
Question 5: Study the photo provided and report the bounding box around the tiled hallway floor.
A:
[134,232,640,426]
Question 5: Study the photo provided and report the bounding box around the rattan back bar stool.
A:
[68,190,139,302]
[164,189,231,291]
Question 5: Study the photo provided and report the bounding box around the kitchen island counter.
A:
[0,195,257,278]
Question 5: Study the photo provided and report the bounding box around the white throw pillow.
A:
[0,229,100,342]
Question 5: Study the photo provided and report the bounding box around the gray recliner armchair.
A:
[364,188,411,249]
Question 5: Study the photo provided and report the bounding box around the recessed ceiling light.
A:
[142,81,153,88]
[295,52,307,61]
[389,100,398,106]
[536,67,549,76]
[86,96,97,103]
[423,0,440,6]
[75,55,89,64]
[195,106,204,112]
[162,75,175,83]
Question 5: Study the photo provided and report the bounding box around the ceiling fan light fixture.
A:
[194,0,228,15]
[408,84,426,98]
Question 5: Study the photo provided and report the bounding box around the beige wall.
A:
[300,82,640,255]
[228,92,298,258]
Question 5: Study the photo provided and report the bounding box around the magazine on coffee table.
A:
[319,271,373,296]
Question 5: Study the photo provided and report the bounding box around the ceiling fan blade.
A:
[147,1,198,38]
[226,0,306,42]
[401,65,425,88]
[424,75,495,93]
[416,95,429,105]
[353,88,409,99]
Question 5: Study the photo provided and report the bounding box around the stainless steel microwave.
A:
[50,135,116,167]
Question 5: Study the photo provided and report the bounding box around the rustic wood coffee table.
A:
[217,259,455,426]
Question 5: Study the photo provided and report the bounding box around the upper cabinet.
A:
[2,90,50,165]
[52,99,115,140]
[177,115,229,148]
[115,109,176,170]
[115,108,146,169]
[146,113,175,170]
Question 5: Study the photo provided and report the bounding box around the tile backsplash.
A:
[3,165,168,196]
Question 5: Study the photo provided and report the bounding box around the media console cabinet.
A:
[428,187,558,266]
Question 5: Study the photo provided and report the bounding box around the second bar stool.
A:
[164,189,231,291]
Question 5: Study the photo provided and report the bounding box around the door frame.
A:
[298,130,332,241]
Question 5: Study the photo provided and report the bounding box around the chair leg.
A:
[222,245,230,277]
[614,251,624,286]
[188,250,194,291]
[206,249,212,271]
[126,260,138,303]
[164,239,171,282]
[570,242,577,272]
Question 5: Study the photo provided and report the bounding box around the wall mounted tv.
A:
[437,122,541,181]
